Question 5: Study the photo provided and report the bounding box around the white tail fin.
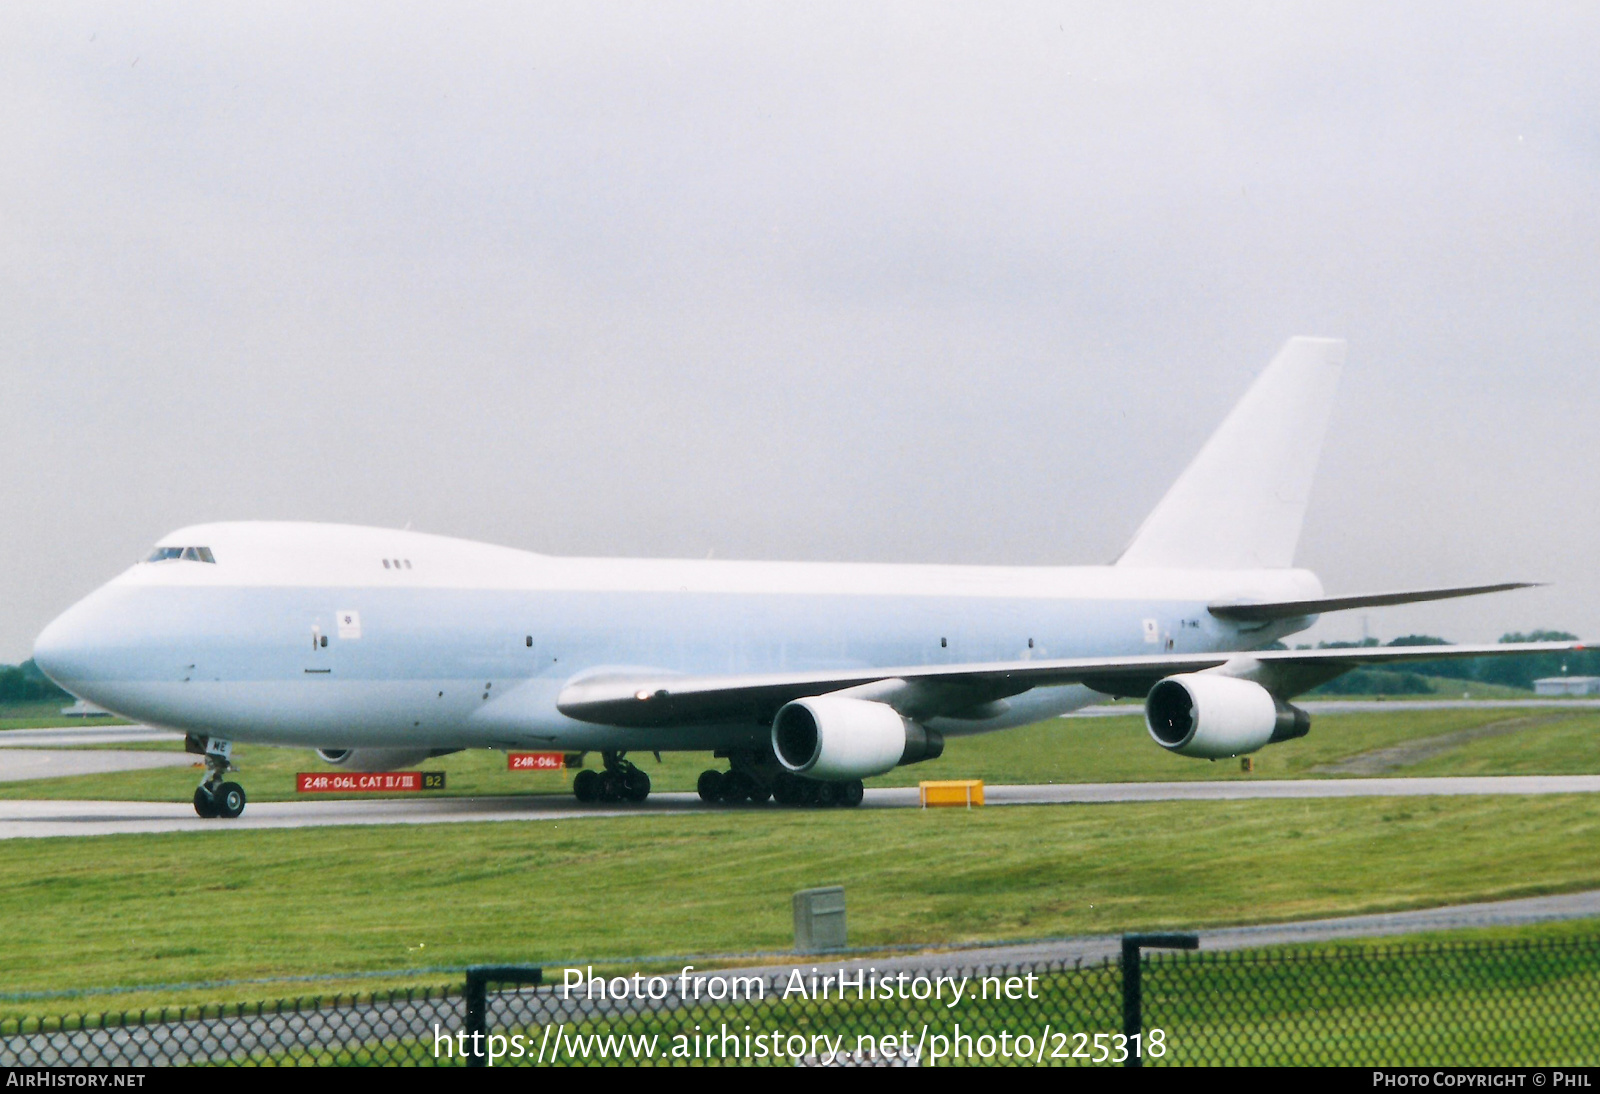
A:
[1116,337,1345,570]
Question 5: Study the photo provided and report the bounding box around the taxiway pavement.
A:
[0,725,183,746]
[0,724,194,782]
[3,775,1599,839]
[0,749,197,783]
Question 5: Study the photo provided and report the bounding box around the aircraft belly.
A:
[92,677,764,753]
[89,680,487,749]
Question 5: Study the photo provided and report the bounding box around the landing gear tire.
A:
[772,773,805,806]
[811,781,837,807]
[573,768,601,803]
[746,781,773,805]
[697,770,724,803]
[586,751,650,804]
[214,782,247,819]
[719,772,752,804]
[193,787,219,818]
[622,769,651,802]
[837,780,865,808]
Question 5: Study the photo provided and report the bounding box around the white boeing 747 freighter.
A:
[32,338,1579,817]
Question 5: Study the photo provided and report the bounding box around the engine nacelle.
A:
[1144,674,1310,758]
[772,696,944,780]
[315,748,435,771]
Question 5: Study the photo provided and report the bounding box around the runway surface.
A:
[0,725,193,782]
[0,749,197,782]
[0,725,183,746]
[4,774,1599,839]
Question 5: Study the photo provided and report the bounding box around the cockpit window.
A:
[146,546,215,563]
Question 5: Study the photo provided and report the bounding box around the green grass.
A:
[4,706,1598,804]
[1310,675,1542,700]
[1402,713,1600,776]
[1414,676,1549,699]
[0,698,129,731]
[901,707,1600,785]
[4,702,1599,1024]
[3,793,1600,1017]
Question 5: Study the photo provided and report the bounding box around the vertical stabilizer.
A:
[1116,337,1345,570]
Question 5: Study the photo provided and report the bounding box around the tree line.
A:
[0,661,73,703]
[1304,631,1592,695]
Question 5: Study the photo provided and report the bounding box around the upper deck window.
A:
[146,546,215,563]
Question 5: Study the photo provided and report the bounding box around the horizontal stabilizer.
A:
[1208,582,1541,624]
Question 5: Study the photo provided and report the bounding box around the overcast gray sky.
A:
[3,2,1597,661]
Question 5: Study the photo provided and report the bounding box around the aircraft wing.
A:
[1208,582,1540,623]
[556,640,1583,727]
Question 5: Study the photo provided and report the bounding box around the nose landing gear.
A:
[188,736,247,819]
[194,780,246,819]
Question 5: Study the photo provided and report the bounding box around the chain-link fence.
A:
[1,986,461,1066]
[1140,937,1600,1066]
[4,935,1599,1066]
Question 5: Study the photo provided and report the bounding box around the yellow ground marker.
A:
[919,779,985,808]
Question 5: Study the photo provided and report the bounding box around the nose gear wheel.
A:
[192,739,247,819]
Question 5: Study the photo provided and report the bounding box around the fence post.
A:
[1120,933,1198,1068]
[464,965,543,1067]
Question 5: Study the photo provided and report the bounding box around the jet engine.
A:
[1144,674,1310,758]
[772,695,944,780]
[315,748,435,771]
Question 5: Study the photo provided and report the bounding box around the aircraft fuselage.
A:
[33,521,1322,753]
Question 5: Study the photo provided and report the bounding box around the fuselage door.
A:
[307,622,331,675]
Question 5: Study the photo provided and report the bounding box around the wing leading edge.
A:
[556,641,1583,728]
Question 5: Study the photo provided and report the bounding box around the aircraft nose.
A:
[32,594,109,695]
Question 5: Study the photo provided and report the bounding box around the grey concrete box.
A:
[793,886,847,953]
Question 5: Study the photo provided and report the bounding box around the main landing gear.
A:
[189,736,247,819]
[697,768,864,808]
[572,751,651,804]
[696,768,772,804]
